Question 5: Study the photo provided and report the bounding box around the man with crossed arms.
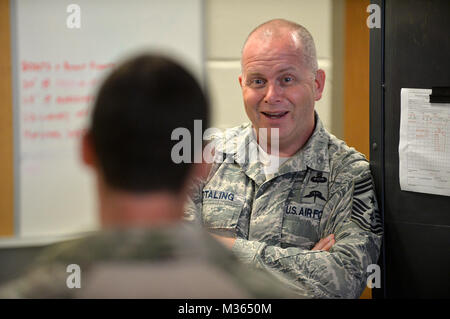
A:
[186,19,382,298]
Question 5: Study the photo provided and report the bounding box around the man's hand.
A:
[311,234,335,251]
[210,233,236,249]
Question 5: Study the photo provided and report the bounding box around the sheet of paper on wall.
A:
[399,88,450,196]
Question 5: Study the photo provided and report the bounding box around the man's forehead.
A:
[242,43,304,71]
[244,61,301,75]
[242,32,302,61]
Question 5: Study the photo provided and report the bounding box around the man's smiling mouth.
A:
[261,111,289,119]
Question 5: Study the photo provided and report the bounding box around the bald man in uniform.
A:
[186,19,383,298]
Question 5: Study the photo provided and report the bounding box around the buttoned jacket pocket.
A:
[202,191,245,235]
[281,202,321,249]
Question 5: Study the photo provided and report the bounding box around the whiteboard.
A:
[10,0,204,238]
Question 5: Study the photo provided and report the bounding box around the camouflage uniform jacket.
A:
[0,223,298,298]
[186,113,383,298]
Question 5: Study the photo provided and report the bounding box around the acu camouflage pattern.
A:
[0,223,297,298]
[185,113,383,298]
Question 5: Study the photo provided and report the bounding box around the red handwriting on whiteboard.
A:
[56,95,93,104]
[23,95,35,105]
[24,130,61,140]
[90,61,115,71]
[42,112,69,121]
[55,79,95,88]
[41,78,50,88]
[22,60,114,72]
[22,61,52,72]
[23,112,70,123]
[23,113,36,122]
[64,61,86,71]
[23,78,37,89]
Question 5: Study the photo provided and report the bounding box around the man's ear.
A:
[238,74,243,88]
[314,69,326,101]
[81,131,96,168]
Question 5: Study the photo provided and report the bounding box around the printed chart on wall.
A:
[11,0,203,238]
[399,88,450,197]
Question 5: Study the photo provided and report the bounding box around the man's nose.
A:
[264,83,283,105]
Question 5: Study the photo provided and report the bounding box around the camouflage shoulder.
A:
[32,235,94,266]
[0,252,76,298]
[205,122,252,155]
[327,133,371,186]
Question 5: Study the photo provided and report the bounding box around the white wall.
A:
[204,0,335,132]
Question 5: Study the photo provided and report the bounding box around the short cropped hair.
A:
[89,54,209,193]
[242,19,318,74]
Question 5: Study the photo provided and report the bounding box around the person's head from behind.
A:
[82,54,209,227]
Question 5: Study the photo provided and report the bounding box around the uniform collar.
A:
[283,112,330,173]
[217,112,330,185]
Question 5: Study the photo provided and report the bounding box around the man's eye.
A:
[252,79,265,85]
[283,76,294,83]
